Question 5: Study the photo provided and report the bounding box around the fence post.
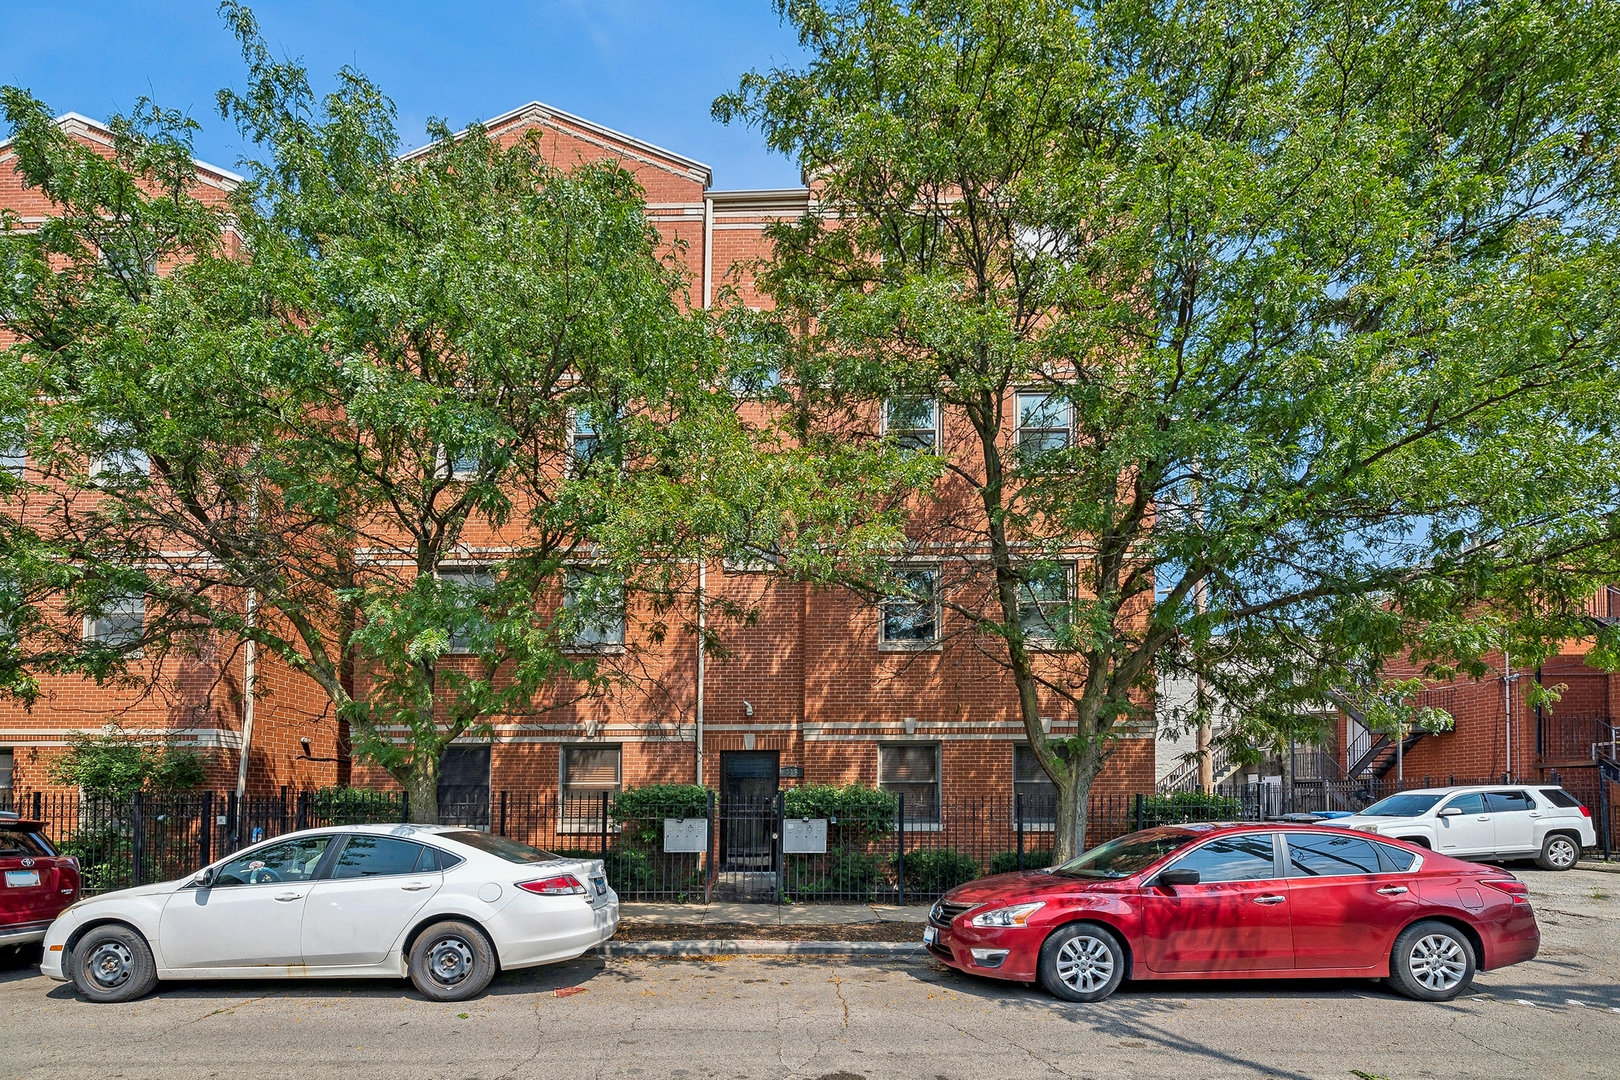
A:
[278,785,288,836]
[199,791,213,868]
[704,787,716,905]
[400,790,409,824]
[130,792,145,888]
[226,792,238,850]
[775,788,787,903]
[499,791,508,837]
[296,790,309,832]
[896,793,906,907]
[32,790,42,819]
[1134,792,1145,833]
[1016,793,1025,872]
[599,791,609,860]
[1601,778,1612,861]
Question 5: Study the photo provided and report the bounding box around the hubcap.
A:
[1549,838,1577,867]
[1054,934,1115,994]
[1408,933,1467,992]
[427,937,474,986]
[87,941,134,988]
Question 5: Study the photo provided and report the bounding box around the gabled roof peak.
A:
[0,111,243,190]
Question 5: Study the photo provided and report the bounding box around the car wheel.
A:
[1037,923,1125,1003]
[1536,833,1580,871]
[1386,921,1475,1002]
[70,925,158,1003]
[407,920,497,1002]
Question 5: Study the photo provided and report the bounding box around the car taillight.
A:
[517,874,586,896]
[1579,805,1592,818]
[1479,878,1530,905]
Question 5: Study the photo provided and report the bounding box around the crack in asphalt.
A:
[133,991,280,1043]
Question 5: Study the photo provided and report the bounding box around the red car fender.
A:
[1026,890,1142,974]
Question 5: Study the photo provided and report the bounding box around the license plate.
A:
[593,877,607,896]
[4,870,40,888]
[923,925,937,945]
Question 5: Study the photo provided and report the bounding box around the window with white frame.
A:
[567,407,607,468]
[0,747,13,800]
[884,396,938,452]
[89,420,149,481]
[1016,562,1072,643]
[439,567,495,654]
[879,566,940,647]
[561,744,621,828]
[0,416,24,477]
[1013,743,1057,828]
[879,743,941,824]
[1015,391,1070,455]
[85,592,144,651]
[562,566,625,650]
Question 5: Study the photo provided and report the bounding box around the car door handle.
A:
[274,892,304,902]
[1376,885,1409,896]
[1253,894,1286,905]
[400,882,432,892]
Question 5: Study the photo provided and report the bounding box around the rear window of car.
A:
[1374,842,1419,873]
[0,828,52,857]
[440,831,562,864]
[1539,788,1583,809]
[1357,793,1442,817]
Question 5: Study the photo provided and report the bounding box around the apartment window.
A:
[440,445,480,481]
[1015,391,1070,454]
[563,567,626,650]
[89,420,149,481]
[439,567,495,654]
[0,747,13,804]
[85,592,144,650]
[567,408,606,468]
[722,545,782,574]
[1013,744,1057,828]
[1017,562,1072,643]
[879,743,940,824]
[884,397,938,452]
[561,744,621,829]
[879,567,940,647]
[0,418,23,477]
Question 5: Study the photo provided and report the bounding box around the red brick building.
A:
[0,105,1155,820]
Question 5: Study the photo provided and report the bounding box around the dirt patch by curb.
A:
[615,921,924,942]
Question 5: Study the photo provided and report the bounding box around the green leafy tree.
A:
[0,4,760,822]
[48,724,210,798]
[717,0,1620,858]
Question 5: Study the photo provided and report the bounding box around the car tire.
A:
[1037,923,1125,1003]
[70,924,159,1003]
[1386,920,1475,1002]
[407,920,497,1002]
[1535,833,1580,871]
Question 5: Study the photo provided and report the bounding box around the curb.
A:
[1576,860,1620,876]
[597,939,927,959]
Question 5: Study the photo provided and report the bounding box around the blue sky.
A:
[0,1,808,189]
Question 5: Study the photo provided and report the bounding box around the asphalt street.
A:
[2,868,1617,1080]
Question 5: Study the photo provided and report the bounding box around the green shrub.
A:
[1139,791,1241,825]
[783,850,886,901]
[49,725,210,797]
[784,784,896,842]
[893,847,981,895]
[610,785,709,847]
[307,786,402,825]
[990,849,1054,875]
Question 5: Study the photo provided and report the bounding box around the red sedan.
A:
[1,811,79,952]
[924,823,1538,1003]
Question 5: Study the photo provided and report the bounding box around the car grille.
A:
[930,900,974,926]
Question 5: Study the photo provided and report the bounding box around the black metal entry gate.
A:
[716,752,780,901]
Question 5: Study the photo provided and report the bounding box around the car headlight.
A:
[969,902,1045,928]
[1352,823,1380,834]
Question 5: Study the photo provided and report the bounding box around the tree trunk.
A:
[1053,743,1105,863]
[401,760,440,825]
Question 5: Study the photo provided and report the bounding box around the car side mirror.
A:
[1156,868,1201,887]
[1437,807,1462,817]
[191,866,218,888]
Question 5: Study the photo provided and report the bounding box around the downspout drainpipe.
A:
[234,587,257,820]
[695,191,713,787]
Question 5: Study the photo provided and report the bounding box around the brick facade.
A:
[1,107,1155,809]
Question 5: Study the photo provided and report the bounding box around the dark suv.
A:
[0,811,80,950]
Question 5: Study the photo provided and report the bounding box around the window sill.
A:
[562,644,627,656]
[877,641,943,653]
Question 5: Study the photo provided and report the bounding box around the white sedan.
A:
[39,824,618,1002]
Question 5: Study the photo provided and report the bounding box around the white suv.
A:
[1335,785,1597,870]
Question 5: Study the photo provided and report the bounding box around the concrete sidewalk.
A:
[619,901,931,925]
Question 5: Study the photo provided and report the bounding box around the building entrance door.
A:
[718,752,779,899]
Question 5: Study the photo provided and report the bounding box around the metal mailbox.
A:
[663,817,709,853]
[782,817,828,854]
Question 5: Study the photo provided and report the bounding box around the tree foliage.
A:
[717,0,1620,857]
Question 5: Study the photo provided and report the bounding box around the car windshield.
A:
[1051,829,1199,879]
[1357,793,1443,817]
[441,831,562,864]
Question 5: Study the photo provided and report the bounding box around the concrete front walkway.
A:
[619,901,930,925]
